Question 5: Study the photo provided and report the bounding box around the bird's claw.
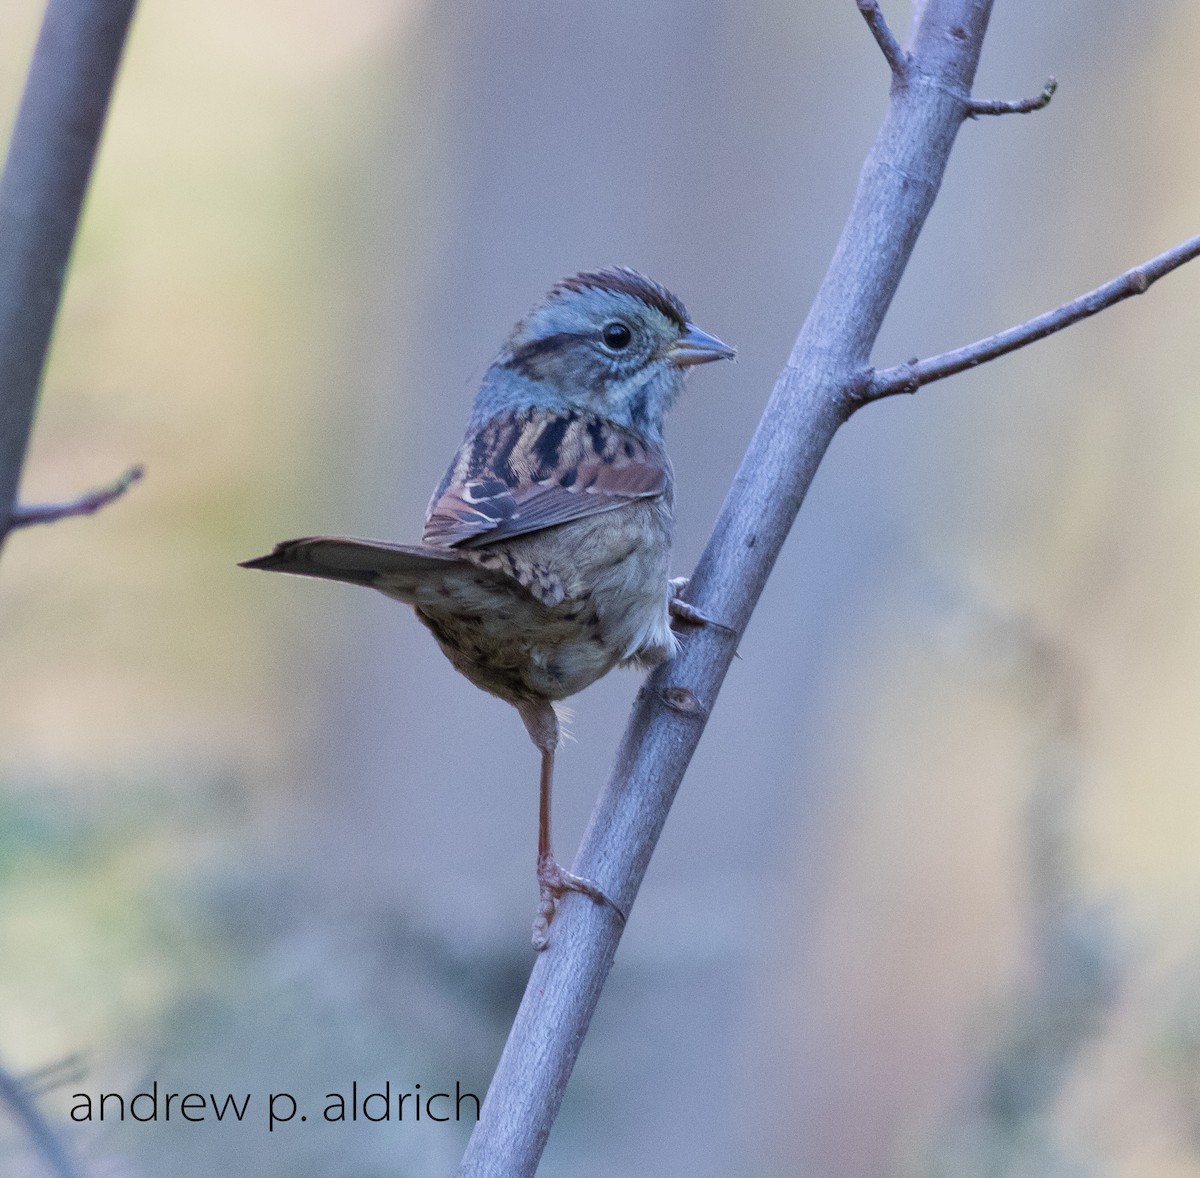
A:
[669,576,732,632]
[670,597,715,627]
[531,854,626,951]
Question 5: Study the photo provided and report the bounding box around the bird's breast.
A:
[412,497,675,703]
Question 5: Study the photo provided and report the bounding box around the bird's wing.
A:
[422,408,670,549]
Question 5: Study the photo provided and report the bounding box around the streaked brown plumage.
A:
[242,268,734,948]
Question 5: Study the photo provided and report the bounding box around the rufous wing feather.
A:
[422,408,671,548]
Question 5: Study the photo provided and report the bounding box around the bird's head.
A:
[472,268,735,440]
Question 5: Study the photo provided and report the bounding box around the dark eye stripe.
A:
[503,331,586,372]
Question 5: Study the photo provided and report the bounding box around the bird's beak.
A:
[666,323,737,367]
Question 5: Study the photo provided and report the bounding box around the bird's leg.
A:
[518,699,624,951]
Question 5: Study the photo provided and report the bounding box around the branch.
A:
[857,0,909,78]
[21,1054,87,1099]
[7,463,144,533]
[457,1,997,1174]
[967,76,1057,117]
[859,231,1200,402]
[0,1055,82,1178]
[0,0,139,546]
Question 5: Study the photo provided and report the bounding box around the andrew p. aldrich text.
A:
[71,1080,481,1131]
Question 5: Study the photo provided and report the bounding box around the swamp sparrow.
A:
[242,268,734,948]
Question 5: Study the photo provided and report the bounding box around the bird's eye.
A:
[601,321,633,351]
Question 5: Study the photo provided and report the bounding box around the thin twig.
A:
[857,0,909,77]
[0,1056,82,1178]
[859,231,1200,401]
[22,1054,88,1100]
[968,76,1057,117]
[8,464,144,533]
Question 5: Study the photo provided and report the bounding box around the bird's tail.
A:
[239,536,469,598]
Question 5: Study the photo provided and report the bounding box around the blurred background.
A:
[2,0,1200,1174]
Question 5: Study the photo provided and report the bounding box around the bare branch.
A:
[0,1055,82,1178]
[21,1054,87,1100]
[968,76,1057,117]
[0,0,139,546]
[7,463,144,533]
[859,232,1200,402]
[458,1,998,1173]
[857,0,909,78]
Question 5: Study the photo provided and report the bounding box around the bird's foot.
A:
[669,577,732,632]
[532,854,626,951]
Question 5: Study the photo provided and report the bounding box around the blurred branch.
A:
[0,1055,83,1178]
[856,0,909,77]
[0,0,139,550]
[8,463,144,533]
[460,1,999,1174]
[968,76,1057,117]
[21,1054,88,1100]
[858,230,1200,402]
[930,616,1120,1174]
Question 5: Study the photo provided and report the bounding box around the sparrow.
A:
[241,268,734,949]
